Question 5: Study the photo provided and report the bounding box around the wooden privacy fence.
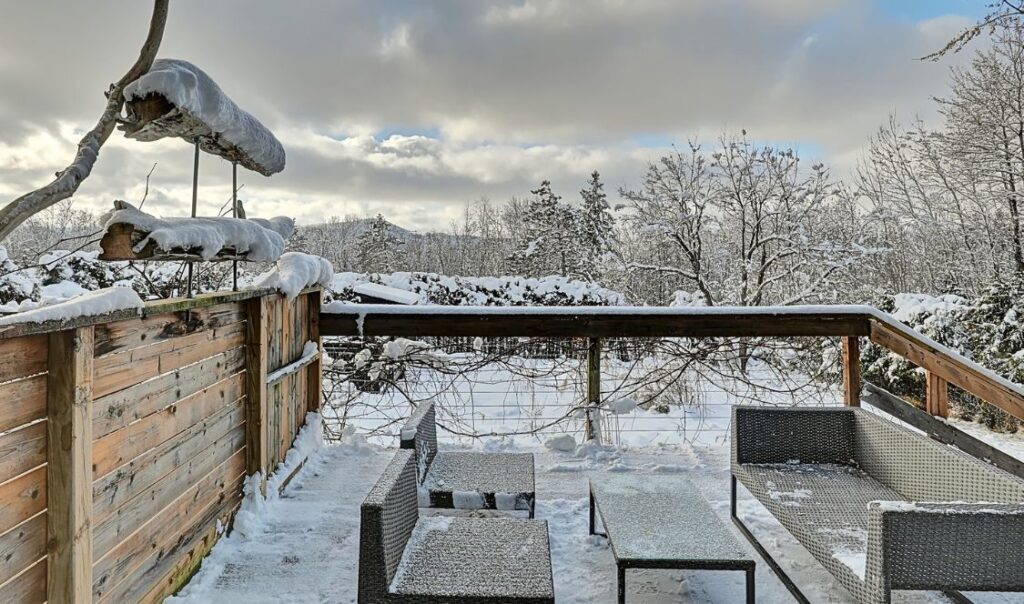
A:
[320,304,1024,429]
[0,287,321,604]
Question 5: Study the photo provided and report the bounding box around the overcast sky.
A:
[0,1,983,232]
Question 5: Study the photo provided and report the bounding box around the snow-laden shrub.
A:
[863,289,1022,432]
[0,247,39,305]
[39,250,132,290]
[327,272,628,306]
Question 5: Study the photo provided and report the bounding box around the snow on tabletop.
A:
[256,252,333,300]
[124,59,286,175]
[103,202,293,262]
[0,286,143,326]
[321,302,881,316]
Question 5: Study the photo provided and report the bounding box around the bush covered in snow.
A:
[327,272,628,306]
[863,286,1024,432]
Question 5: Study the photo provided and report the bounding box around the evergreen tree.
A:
[356,214,404,273]
[577,171,615,278]
[509,181,579,277]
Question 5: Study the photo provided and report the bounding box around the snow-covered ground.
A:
[168,424,1024,603]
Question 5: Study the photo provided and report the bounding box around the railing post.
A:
[245,295,269,494]
[926,371,949,418]
[842,336,861,407]
[307,290,322,413]
[47,327,94,604]
[586,337,601,441]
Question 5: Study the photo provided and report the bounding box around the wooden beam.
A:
[586,337,601,441]
[842,336,861,407]
[306,292,322,413]
[244,296,269,494]
[99,222,257,262]
[926,371,950,418]
[46,327,94,604]
[321,308,872,339]
[870,317,1024,422]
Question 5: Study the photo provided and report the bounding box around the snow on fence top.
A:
[257,252,333,300]
[0,286,143,326]
[100,201,294,262]
[121,59,286,176]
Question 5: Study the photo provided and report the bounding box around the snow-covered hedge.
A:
[327,272,628,306]
[863,286,1024,432]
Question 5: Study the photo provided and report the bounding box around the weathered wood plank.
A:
[0,335,47,384]
[870,318,1024,421]
[92,450,245,601]
[93,322,246,399]
[842,336,861,408]
[0,512,46,586]
[321,308,873,338]
[93,424,245,560]
[93,302,245,356]
[0,466,45,533]
[245,296,269,490]
[92,347,246,439]
[0,421,46,485]
[99,222,260,263]
[926,371,950,418]
[0,557,45,603]
[92,372,245,478]
[0,375,46,434]
[92,398,244,522]
[306,293,322,413]
[47,326,94,604]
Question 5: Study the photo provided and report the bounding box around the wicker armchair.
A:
[731,406,1024,604]
[401,403,536,516]
[358,450,555,604]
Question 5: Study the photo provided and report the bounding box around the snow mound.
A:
[257,253,333,300]
[103,202,293,262]
[606,398,637,414]
[545,434,577,452]
[0,286,143,326]
[124,59,286,176]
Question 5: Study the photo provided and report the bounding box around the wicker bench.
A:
[401,402,536,517]
[359,450,555,604]
[589,475,755,603]
[731,406,1024,604]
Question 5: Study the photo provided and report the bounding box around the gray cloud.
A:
[0,1,973,231]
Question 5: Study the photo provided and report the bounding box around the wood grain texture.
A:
[0,466,45,533]
[0,375,46,434]
[0,335,47,383]
[306,292,322,413]
[92,347,246,439]
[0,557,45,603]
[47,327,94,604]
[245,296,269,491]
[842,336,861,407]
[321,309,873,338]
[926,371,950,418]
[92,372,244,478]
[870,318,1024,421]
[0,421,46,486]
[94,302,244,356]
[0,511,46,586]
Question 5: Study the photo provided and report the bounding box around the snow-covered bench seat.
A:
[359,449,555,604]
[731,406,1024,604]
[401,402,536,517]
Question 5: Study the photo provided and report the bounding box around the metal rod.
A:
[187,139,199,298]
[232,161,238,291]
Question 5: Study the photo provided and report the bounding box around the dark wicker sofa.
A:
[401,402,536,517]
[731,406,1024,604]
[358,449,555,604]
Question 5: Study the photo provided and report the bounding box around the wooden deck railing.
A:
[0,288,321,604]
[320,304,1024,426]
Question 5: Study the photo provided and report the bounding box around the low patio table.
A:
[589,475,756,603]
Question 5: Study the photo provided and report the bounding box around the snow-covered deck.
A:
[167,433,1023,603]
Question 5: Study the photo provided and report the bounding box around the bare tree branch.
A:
[0,0,170,242]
